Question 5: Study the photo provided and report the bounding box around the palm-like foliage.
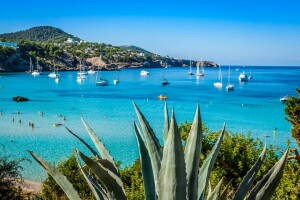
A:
[29,102,288,200]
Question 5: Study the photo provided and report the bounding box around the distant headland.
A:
[0,26,218,72]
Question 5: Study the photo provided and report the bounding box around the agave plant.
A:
[29,102,289,200]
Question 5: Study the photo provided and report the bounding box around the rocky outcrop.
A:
[13,96,29,102]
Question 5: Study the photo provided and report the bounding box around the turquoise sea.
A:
[0,66,299,181]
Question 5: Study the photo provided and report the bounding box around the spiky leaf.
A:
[76,149,127,200]
[246,149,289,200]
[185,103,203,200]
[28,151,81,200]
[132,101,162,193]
[207,177,224,200]
[158,110,187,200]
[233,145,267,200]
[77,159,108,200]
[81,117,117,170]
[133,121,156,200]
[163,102,170,142]
[197,124,226,200]
[65,127,100,158]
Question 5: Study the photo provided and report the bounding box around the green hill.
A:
[0,26,80,43]
[119,45,152,55]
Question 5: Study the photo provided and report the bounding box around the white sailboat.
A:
[95,71,108,86]
[188,57,193,75]
[32,60,41,76]
[77,60,87,76]
[140,70,150,75]
[214,63,223,87]
[248,66,253,79]
[88,64,96,74]
[48,62,60,78]
[226,65,234,91]
[26,57,33,73]
[196,59,205,76]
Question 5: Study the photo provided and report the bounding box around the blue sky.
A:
[1,0,300,66]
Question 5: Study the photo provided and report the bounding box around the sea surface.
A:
[0,66,299,181]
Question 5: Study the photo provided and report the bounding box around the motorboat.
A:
[140,70,150,75]
[161,79,170,85]
[239,71,248,82]
[113,79,120,84]
[280,96,289,102]
[158,94,168,99]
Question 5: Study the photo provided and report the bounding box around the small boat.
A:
[32,60,41,76]
[55,75,60,82]
[280,96,289,102]
[96,78,109,86]
[158,94,168,99]
[188,57,194,75]
[248,66,253,79]
[95,72,108,86]
[161,79,170,85]
[214,62,223,87]
[196,60,205,76]
[77,74,87,80]
[226,65,234,91]
[140,70,150,75]
[77,60,88,75]
[113,79,120,84]
[52,123,64,127]
[48,64,60,78]
[88,65,96,74]
[239,70,248,82]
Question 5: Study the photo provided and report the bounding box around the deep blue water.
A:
[0,66,299,181]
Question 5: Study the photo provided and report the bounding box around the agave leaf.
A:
[76,149,127,200]
[132,101,162,193]
[77,159,108,200]
[158,110,187,200]
[65,127,100,158]
[28,151,81,200]
[233,145,267,200]
[81,117,118,170]
[207,181,212,197]
[163,102,170,142]
[207,177,224,200]
[133,121,156,200]
[219,179,233,200]
[246,149,289,200]
[185,103,203,200]
[197,124,226,200]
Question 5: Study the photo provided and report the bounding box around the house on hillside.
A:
[0,42,18,47]
[65,38,78,44]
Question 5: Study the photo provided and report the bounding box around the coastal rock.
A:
[13,96,29,102]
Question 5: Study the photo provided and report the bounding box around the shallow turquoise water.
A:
[0,66,299,181]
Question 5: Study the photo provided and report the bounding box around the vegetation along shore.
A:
[0,26,218,72]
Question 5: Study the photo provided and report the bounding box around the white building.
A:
[66,38,78,44]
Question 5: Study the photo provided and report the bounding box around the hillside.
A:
[119,45,152,55]
[0,26,80,43]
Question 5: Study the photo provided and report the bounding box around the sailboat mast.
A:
[228,65,231,85]
[219,62,222,83]
[30,57,33,71]
[189,56,192,72]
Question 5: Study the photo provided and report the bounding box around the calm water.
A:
[0,66,299,181]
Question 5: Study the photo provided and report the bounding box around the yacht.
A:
[239,71,248,82]
[280,96,289,102]
[48,64,60,78]
[214,63,223,87]
[196,60,205,76]
[32,60,41,76]
[188,57,193,75]
[77,60,88,75]
[113,78,120,84]
[88,65,96,74]
[226,65,234,91]
[161,79,170,85]
[77,74,87,80]
[96,78,109,86]
[140,70,150,75]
